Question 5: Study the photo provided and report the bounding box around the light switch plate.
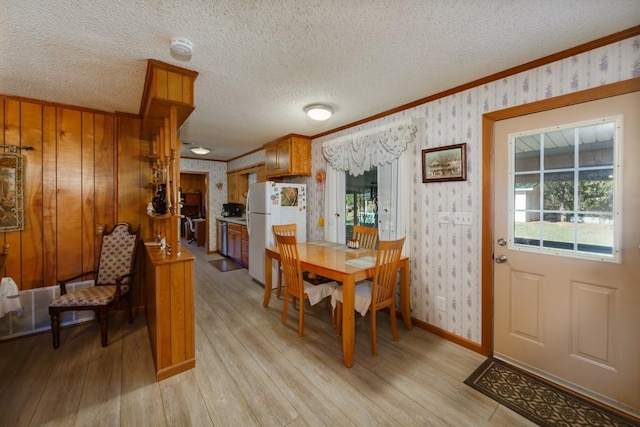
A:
[453,212,472,225]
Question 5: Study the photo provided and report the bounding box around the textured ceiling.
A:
[2,1,639,161]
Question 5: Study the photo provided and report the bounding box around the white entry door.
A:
[493,91,640,412]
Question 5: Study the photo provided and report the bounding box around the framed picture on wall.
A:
[0,147,24,231]
[422,143,467,183]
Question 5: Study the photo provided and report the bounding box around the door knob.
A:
[495,254,508,263]
[497,238,507,246]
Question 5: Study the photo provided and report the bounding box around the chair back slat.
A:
[275,234,304,299]
[96,223,139,285]
[353,225,378,249]
[371,237,405,308]
[272,223,297,239]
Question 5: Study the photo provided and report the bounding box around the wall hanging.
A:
[422,143,467,183]
[0,145,29,231]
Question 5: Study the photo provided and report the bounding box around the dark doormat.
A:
[209,259,244,272]
[464,357,638,427]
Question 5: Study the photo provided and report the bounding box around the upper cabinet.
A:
[264,135,311,178]
[227,171,240,203]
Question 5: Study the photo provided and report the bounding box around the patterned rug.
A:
[209,259,244,272]
[464,357,638,427]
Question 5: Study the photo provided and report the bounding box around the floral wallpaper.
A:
[180,158,228,246]
[302,36,639,344]
[228,150,265,171]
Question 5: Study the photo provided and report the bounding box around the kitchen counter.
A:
[216,216,247,225]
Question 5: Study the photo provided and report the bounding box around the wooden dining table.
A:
[263,241,412,367]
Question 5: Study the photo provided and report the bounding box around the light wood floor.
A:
[0,241,536,426]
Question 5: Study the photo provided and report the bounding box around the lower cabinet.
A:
[241,226,249,266]
[227,223,242,263]
[145,244,195,381]
[227,222,248,267]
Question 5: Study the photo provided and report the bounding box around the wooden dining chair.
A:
[275,234,336,337]
[333,236,405,355]
[352,224,378,249]
[48,222,139,348]
[272,223,297,298]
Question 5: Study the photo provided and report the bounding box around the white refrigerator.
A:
[247,181,307,287]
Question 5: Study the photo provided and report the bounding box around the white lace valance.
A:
[322,118,418,176]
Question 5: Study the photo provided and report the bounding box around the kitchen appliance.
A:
[221,203,243,217]
[217,220,228,256]
[247,181,307,286]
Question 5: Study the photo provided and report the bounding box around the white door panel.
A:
[494,91,640,411]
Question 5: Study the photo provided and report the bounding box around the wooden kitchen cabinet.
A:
[227,223,242,262]
[227,171,250,204]
[227,171,239,203]
[264,135,311,178]
[241,226,249,266]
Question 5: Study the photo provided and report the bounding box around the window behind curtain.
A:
[345,168,377,242]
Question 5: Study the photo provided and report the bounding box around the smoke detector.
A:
[170,37,193,56]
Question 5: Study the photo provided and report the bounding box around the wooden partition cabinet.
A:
[145,244,195,381]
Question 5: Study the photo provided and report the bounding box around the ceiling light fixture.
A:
[304,104,333,121]
[190,146,210,155]
[170,37,193,56]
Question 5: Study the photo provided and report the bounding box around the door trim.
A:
[480,78,640,355]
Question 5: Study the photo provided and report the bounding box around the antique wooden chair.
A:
[333,236,405,355]
[272,223,297,298]
[275,234,336,337]
[48,222,139,349]
[352,225,378,249]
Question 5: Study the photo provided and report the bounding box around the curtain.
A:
[323,164,345,243]
[322,118,417,176]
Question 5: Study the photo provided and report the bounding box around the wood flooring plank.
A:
[159,371,212,426]
[199,312,300,426]
[232,320,358,426]
[120,316,167,427]
[29,322,98,426]
[489,404,539,426]
[192,323,261,426]
[74,314,125,427]
[0,331,58,427]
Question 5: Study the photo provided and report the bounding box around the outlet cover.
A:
[438,211,451,224]
[436,296,446,311]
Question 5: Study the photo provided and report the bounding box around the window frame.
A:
[506,115,623,263]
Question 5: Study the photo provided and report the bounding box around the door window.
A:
[345,168,377,242]
[508,117,621,262]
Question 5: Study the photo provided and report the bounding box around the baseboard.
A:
[411,317,488,355]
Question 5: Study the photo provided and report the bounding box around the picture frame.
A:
[0,147,24,231]
[422,143,467,183]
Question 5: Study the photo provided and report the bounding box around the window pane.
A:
[543,172,574,211]
[578,168,614,212]
[542,212,574,250]
[514,220,540,247]
[514,173,539,220]
[515,135,540,172]
[345,168,377,243]
[544,128,575,169]
[579,122,614,168]
[577,214,613,255]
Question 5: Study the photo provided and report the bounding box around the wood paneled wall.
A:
[0,95,148,291]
